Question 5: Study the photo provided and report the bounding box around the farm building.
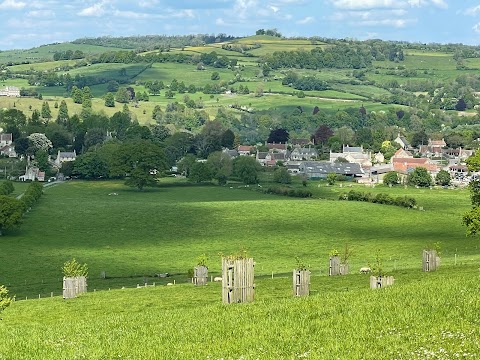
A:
[299,161,364,179]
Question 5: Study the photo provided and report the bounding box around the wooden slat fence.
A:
[293,269,310,297]
[370,276,394,289]
[194,266,208,286]
[222,258,254,304]
[422,250,440,272]
[329,256,349,276]
[63,276,87,299]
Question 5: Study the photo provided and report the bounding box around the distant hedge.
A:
[339,190,416,209]
[264,186,313,198]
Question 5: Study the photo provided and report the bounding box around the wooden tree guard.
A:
[370,276,394,289]
[63,276,87,299]
[194,265,208,286]
[293,269,310,297]
[329,256,349,276]
[423,250,440,272]
[221,258,254,304]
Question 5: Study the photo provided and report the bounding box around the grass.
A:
[0,180,479,358]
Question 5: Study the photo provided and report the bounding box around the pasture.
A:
[0,179,478,359]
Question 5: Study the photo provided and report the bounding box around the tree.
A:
[327,173,337,185]
[152,105,163,123]
[267,128,289,143]
[189,162,213,183]
[383,171,399,186]
[106,80,120,93]
[0,285,13,313]
[112,140,167,190]
[73,151,109,179]
[27,133,52,152]
[207,151,232,185]
[435,170,451,186]
[177,154,197,177]
[221,129,235,149]
[313,124,333,146]
[455,98,467,111]
[34,149,50,172]
[211,72,220,80]
[84,128,106,149]
[273,167,291,184]
[41,101,51,121]
[407,167,432,187]
[115,88,130,103]
[411,131,428,147]
[56,100,69,124]
[71,86,83,104]
[233,156,260,184]
[463,152,480,235]
[104,92,115,107]
[0,196,23,236]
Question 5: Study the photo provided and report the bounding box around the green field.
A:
[0,180,479,358]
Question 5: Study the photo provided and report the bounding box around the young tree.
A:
[189,162,213,183]
[0,285,13,313]
[71,86,83,104]
[115,88,130,103]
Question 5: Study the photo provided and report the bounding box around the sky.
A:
[2,0,480,50]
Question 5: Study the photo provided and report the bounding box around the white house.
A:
[0,86,20,97]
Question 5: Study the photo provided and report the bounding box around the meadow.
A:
[0,179,479,359]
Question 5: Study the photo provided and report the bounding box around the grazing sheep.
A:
[359,267,371,273]
[166,283,173,286]
[214,277,222,282]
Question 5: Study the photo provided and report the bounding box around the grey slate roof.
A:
[300,161,364,177]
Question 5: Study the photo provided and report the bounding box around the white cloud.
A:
[330,0,447,10]
[27,10,55,18]
[466,5,480,16]
[233,0,259,19]
[357,18,412,27]
[297,16,314,24]
[78,1,110,17]
[474,23,480,33]
[0,0,26,10]
[138,0,159,7]
[329,0,402,10]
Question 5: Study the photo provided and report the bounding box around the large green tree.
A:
[407,167,432,187]
[0,196,23,236]
[233,156,260,184]
[463,152,480,235]
[112,140,167,190]
[207,151,232,185]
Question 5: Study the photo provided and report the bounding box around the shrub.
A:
[62,258,88,278]
[341,190,416,209]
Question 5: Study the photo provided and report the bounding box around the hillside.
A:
[0,180,478,358]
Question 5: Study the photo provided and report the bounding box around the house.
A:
[373,152,385,164]
[442,148,474,161]
[330,145,372,168]
[222,149,238,158]
[290,138,312,148]
[449,164,468,177]
[55,150,76,168]
[266,143,288,154]
[0,143,17,158]
[391,157,438,174]
[393,133,410,150]
[0,133,13,147]
[418,138,446,157]
[0,86,20,97]
[19,166,45,181]
[299,161,364,179]
[256,152,268,166]
[237,145,254,156]
[290,147,318,161]
[264,152,288,166]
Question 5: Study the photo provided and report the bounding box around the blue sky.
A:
[1,0,480,50]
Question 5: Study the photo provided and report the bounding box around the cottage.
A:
[266,143,288,154]
[19,166,45,181]
[330,145,372,168]
[290,147,318,161]
[418,138,446,157]
[222,149,239,158]
[237,145,254,156]
[393,133,410,150]
[55,150,77,168]
[0,143,17,158]
[0,133,13,147]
